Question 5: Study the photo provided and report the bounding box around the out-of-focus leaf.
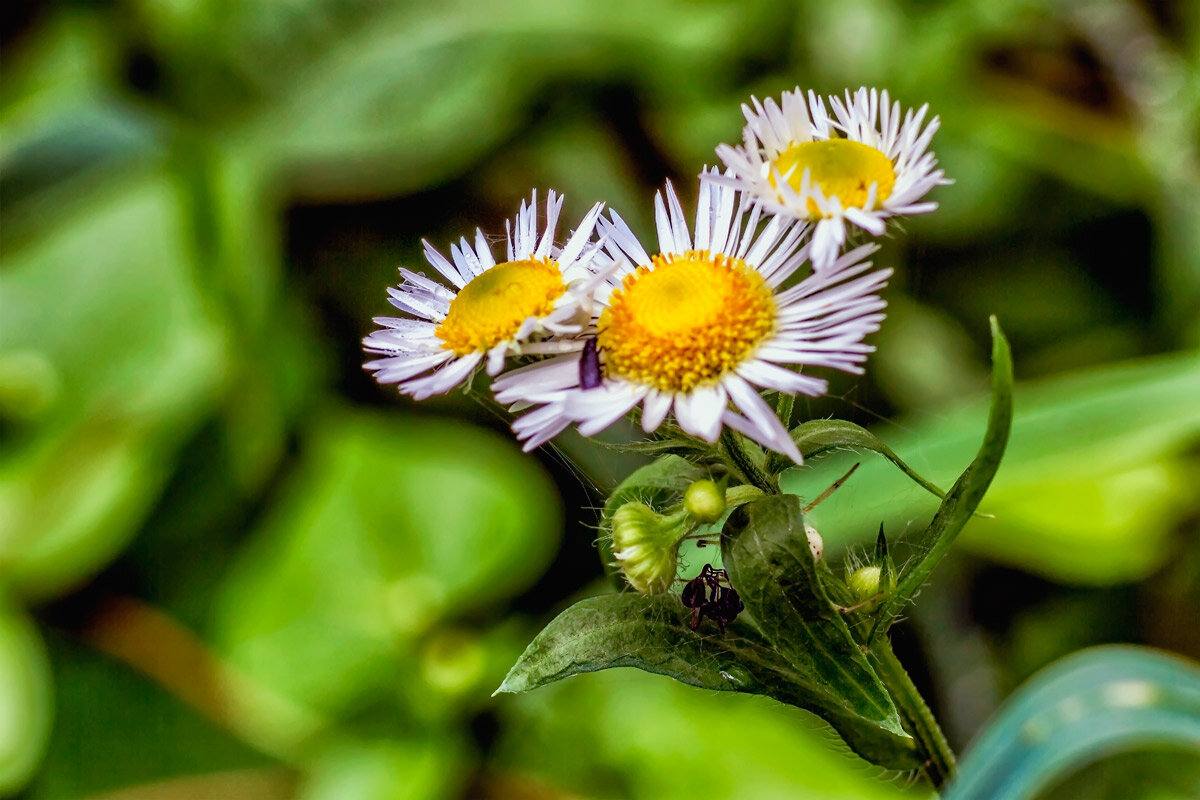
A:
[139,0,777,200]
[0,172,228,600]
[871,318,1012,634]
[784,350,1200,583]
[26,631,272,800]
[944,646,1200,800]
[212,409,560,716]
[0,602,52,796]
[299,738,466,800]
[721,495,917,768]
[1035,748,1200,800]
[495,655,929,800]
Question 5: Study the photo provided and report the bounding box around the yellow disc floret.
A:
[598,251,775,393]
[771,139,896,216]
[436,259,565,355]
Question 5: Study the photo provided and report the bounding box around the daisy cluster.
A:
[363,87,947,462]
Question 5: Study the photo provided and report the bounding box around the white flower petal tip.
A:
[362,191,608,399]
[497,179,892,459]
[715,86,948,270]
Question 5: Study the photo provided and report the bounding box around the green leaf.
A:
[782,347,1199,584]
[495,653,919,800]
[0,602,52,796]
[721,495,918,768]
[944,646,1200,800]
[495,592,918,769]
[872,318,1013,637]
[0,171,229,601]
[212,408,560,717]
[769,419,946,500]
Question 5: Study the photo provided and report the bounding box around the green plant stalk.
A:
[869,636,957,789]
[719,428,779,494]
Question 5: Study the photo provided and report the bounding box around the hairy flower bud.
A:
[611,502,687,595]
[848,565,893,611]
[683,479,726,524]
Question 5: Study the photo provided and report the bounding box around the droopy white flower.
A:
[492,173,893,462]
[363,191,605,400]
[714,87,948,271]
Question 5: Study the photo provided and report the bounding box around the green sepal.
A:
[720,494,918,767]
[495,592,919,769]
[870,317,1014,640]
[768,419,946,500]
[875,525,896,600]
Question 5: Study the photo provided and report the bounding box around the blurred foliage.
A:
[1,0,1198,797]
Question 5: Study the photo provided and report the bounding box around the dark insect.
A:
[579,338,602,390]
[680,563,743,633]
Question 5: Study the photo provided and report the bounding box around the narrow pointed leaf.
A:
[496,592,918,769]
[721,494,916,767]
[873,318,1014,637]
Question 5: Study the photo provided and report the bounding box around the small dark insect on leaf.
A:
[580,338,602,390]
[680,563,743,633]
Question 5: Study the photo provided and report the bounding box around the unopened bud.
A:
[611,502,686,595]
[848,565,893,611]
[849,566,881,600]
[804,523,824,561]
[684,479,726,524]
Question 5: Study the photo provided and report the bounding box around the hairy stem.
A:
[869,636,957,789]
[719,429,779,494]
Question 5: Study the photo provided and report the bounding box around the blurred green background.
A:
[1,0,1198,798]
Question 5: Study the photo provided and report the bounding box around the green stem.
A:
[719,429,779,494]
[869,636,957,790]
[775,392,795,429]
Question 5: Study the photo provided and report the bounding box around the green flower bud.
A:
[611,501,686,595]
[848,566,882,600]
[684,479,726,524]
[848,565,893,611]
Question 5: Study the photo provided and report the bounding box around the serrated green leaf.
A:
[721,495,917,768]
[769,418,945,500]
[872,318,1013,637]
[495,592,918,769]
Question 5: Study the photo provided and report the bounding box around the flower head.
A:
[715,87,948,270]
[492,174,893,462]
[363,191,605,399]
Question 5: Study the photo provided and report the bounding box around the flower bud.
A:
[804,523,824,561]
[848,566,881,600]
[611,502,686,595]
[683,479,726,524]
[848,565,893,611]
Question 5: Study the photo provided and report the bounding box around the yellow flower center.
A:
[436,259,565,355]
[770,139,896,216]
[598,251,776,392]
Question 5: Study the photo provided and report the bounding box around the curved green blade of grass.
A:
[945,645,1200,800]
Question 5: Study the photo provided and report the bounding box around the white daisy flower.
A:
[492,173,893,462]
[363,191,605,400]
[714,86,949,271]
